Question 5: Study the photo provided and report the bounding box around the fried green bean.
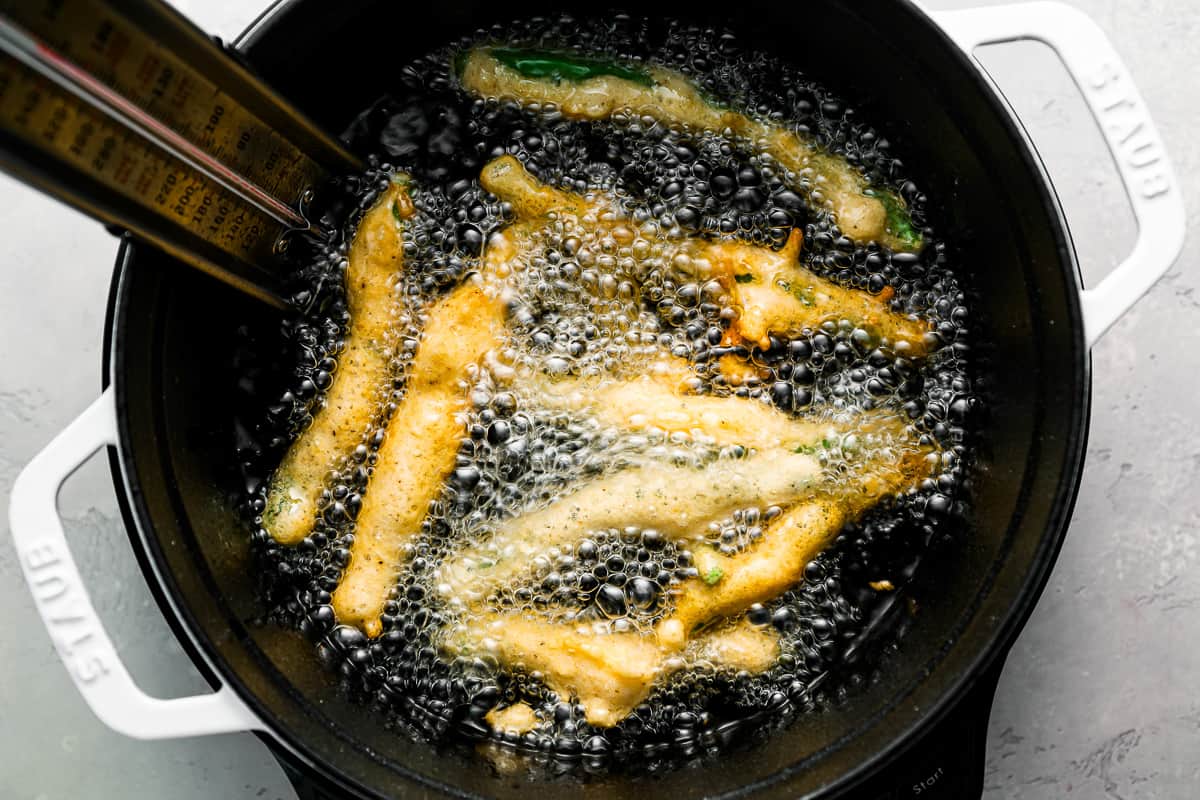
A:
[700,229,933,355]
[525,370,836,451]
[481,155,932,357]
[659,434,931,648]
[333,155,608,636]
[263,179,413,546]
[458,614,779,728]
[480,153,594,221]
[438,449,824,605]
[332,279,508,636]
[451,428,931,726]
[458,47,921,251]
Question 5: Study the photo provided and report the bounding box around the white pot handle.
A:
[932,1,1186,347]
[7,388,263,739]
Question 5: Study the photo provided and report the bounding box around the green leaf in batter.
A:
[489,47,655,87]
[870,190,923,250]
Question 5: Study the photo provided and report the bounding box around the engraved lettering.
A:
[1089,61,1120,90]
[48,608,87,627]
[1141,173,1171,199]
[912,765,945,795]
[1101,94,1136,114]
[1084,65,1172,199]
[1113,119,1143,146]
[68,120,95,158]
[1126,139,1161,169]
[136,54,159,86]
[74,654,109,684]
[91,135,116,173]
[19,538,111,685]
[33,572,69,602]
[65,628,94,652]
[24,541,61,570]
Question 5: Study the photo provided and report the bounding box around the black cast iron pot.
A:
[9,1,1185,798]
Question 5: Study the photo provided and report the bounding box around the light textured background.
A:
[0,1,1196,798]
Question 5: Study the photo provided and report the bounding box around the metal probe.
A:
[0,0,364,309]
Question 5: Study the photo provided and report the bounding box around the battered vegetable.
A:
[334,156,611,635]
[269,155,936,723]
[458,616,780,727]
[661,437,930,648]
[481,156,931,358]
[457,47,922,251]
[452,437,929,726]
[480,153,594,221]
[527,369,832,450]
[263,179,413,546]
[683,619,780,673]
[700,229,932,354]
[486,701,540,735]
[332,279,507,635]
[439,449,823,604]
[440,401,916,602]
[664,499,877,647]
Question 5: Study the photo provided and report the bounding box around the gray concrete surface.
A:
[0,1,1195,797]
